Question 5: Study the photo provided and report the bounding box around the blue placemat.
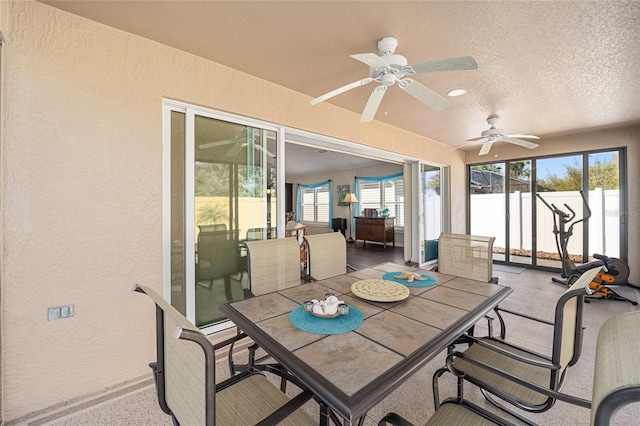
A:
[382,271,436,287]
[289,305,364,335]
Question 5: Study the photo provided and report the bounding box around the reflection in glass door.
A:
[165,101,278,331]
[192,115,277,327]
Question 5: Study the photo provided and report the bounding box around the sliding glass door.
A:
[165,101,278,331]
[415,163,448,267]
[469,150,625,271]
[535,154,583,268]
[508,160,532,265]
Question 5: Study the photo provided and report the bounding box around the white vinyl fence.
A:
[470,189,620,258]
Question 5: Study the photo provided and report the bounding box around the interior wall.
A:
[0,1,464,420]
[466,125,640,284]
[290,162,405,245]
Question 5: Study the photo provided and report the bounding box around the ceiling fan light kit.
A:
[311,36,478,122]
[447,88,467,97]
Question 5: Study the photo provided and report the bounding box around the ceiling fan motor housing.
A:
[482,128,504,138]
[377,37,398,55]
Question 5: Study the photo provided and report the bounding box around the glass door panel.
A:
[508,160,532,265]
[587,151,621,258]
[470,163,506,262]
[535,155,583,269]
[170,110,186,315]
[418,164,442,266]
[193,115,276,327]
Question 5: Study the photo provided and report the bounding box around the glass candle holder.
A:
[338,303,349,315]
[325,292,335,299]
[303,301,314,312]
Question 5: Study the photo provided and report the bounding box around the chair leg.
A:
[456,374,464,400]
[224,276,233,301]
[319,404,330,426]
[432,366,450,409]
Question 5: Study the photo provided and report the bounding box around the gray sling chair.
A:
[378,301,640,426]
[226,238,346,425]
[430,266,602,425]
[227,238,302,382]
[304,232,356,281]
[133,283,316,426]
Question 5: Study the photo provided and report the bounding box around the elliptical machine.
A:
[537,190,637,305]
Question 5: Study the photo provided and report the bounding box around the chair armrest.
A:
[493,305,554,339]
[256,389,315,426]
[494,306,554,326]
[446,351,591,409]
[451,337,555,369]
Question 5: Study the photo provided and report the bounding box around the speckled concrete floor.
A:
[21,267,640,426]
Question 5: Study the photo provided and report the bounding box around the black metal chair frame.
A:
[134,284,315,425]
[432,268,600,425]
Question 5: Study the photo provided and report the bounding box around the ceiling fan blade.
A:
[406,56,479,74]
[466,136,488,142]
[225,141,245,158]
[225,143,276,159]
[351,53,390,69]
[479,141,494,155]
[255,144,276,158]
[505,134,540,140]
[360,86,387,123]
[199,138,236,149]
[310,77,374,105]
[446,140,483,153]
[504,137,539,149]
[398,78,450,111]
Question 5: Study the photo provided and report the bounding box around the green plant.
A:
[197,203,225,225]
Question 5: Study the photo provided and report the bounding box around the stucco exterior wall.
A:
[0,1,465,420]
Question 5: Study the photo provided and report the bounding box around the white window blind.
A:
[301,184,329,223]
[357,178,404,226]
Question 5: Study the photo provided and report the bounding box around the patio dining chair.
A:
[431,266,602,424]
[196,229,243,299]
[378,304,640,426]
[244,237,302,296]
[304,232,356,281]
[437,232,497,283]
[133,283,316,426]
[228,237,303,380]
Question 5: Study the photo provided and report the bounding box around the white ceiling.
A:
[41,0,640,163]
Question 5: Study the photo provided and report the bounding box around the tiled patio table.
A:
[220,263,512,425]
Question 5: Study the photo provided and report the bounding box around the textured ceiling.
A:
[41,0,640,158]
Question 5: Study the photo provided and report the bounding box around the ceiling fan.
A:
[310,36,478,123]
[468,115,540,155]
[199,131,275,159]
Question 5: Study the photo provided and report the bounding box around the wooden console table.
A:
[354,217,395,248]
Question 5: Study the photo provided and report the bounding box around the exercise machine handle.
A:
[578,190,592,220]
[536,193,575,222]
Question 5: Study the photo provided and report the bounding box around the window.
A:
[300,184,329,223]
[357,177,404,226]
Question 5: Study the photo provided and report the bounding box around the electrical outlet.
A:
[48,305,74,321]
